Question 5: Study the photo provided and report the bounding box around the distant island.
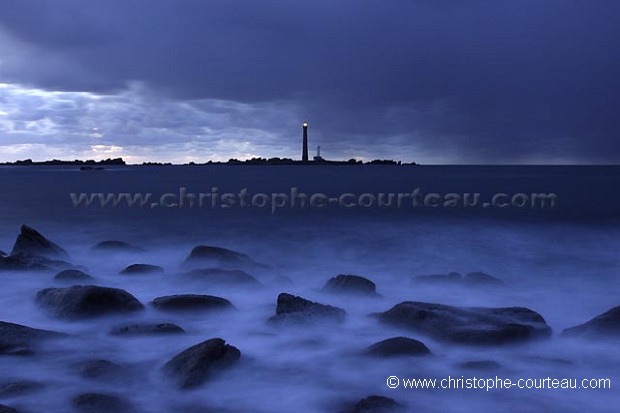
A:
[2,157,416,167]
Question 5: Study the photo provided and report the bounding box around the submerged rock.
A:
[151,295,234,313]
[54,269,94,282]
[345,396,401,413]
[412,272,503,287]
[110,322,185,336]
[162,338,241,389]
[268,293,346,325]
[181,268,261,286]
[0,380,45,397]
[0,404,19,413]
[375,301,551,345]
[91,241,143,252]
[36,285,144,319]
[184,245,258,268]
[563,306,620,337]
[120,264,164,275]
[322,274,378,296]
[77,359,128,381]
[11,225,68,259]
[364,337,430,357]
[72,393,136,413]
[463,272,504,286]
[0,321,65,356]
[459,360,502,371]
[412,272,463,284]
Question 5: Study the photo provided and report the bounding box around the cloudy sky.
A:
[0,0,618,164]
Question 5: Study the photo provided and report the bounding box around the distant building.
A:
[313,145,324,162]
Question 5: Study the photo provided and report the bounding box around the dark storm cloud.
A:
[0,0,619,163]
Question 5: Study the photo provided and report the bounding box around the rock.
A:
[364,337,430,357]
[522,356,572,366]
[412,272,463,284]
[563,306,620,337]
[0,404,19,413]
[346,396,401,413]
[0,251,6,258]
[0,321,65,356]
[412,272,503,287]
[184,245,257,268]
[10,225,68,259]
[72,393,136,413]
[110,322,185,336]
[0,253,49,271]
[271,275,294,286]
[375,301,551,345]
[0,380,45,397]
[181,268,261,286]
[162,338,241,389]
[268,293,346,325]
[91,241,143,252]
[0,252,75,272]
[76,359,128,381]
[463,272,504,286]
[54,269,94,282]
[151,295,234,313]
[36,285,144,319]
[322,274,378,296]
[459,360,502,371]
[120,264,164,275]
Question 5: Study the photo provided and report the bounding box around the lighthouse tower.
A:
[302,121,309,162]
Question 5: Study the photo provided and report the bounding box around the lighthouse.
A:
[302,121,309,162]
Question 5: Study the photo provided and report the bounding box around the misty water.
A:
[1,165,619,412]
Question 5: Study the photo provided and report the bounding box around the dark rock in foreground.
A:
[162,338,241,390]
[0,380,45,397]
[0,251,6,258]
[54,269,94,282]
[36,285,144,319]
[120,264,164,275]
[151,295,235,313]
[346,396,401,413]
[91,241,143,252]
[268,293,346,325]
[412,272,503,287]
[364,337,430,357]
[72,393,136,413]
[0,321,65,356]
[322,274,378,296]
[11,225,68,259]
[184,245,258,268]
[563,306,620,337]
[0,404,19,413]
[181,268,261,286]
[110,322,185,336]
[376,301,551,345]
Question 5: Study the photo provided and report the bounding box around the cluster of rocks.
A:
[1,225,620,413]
